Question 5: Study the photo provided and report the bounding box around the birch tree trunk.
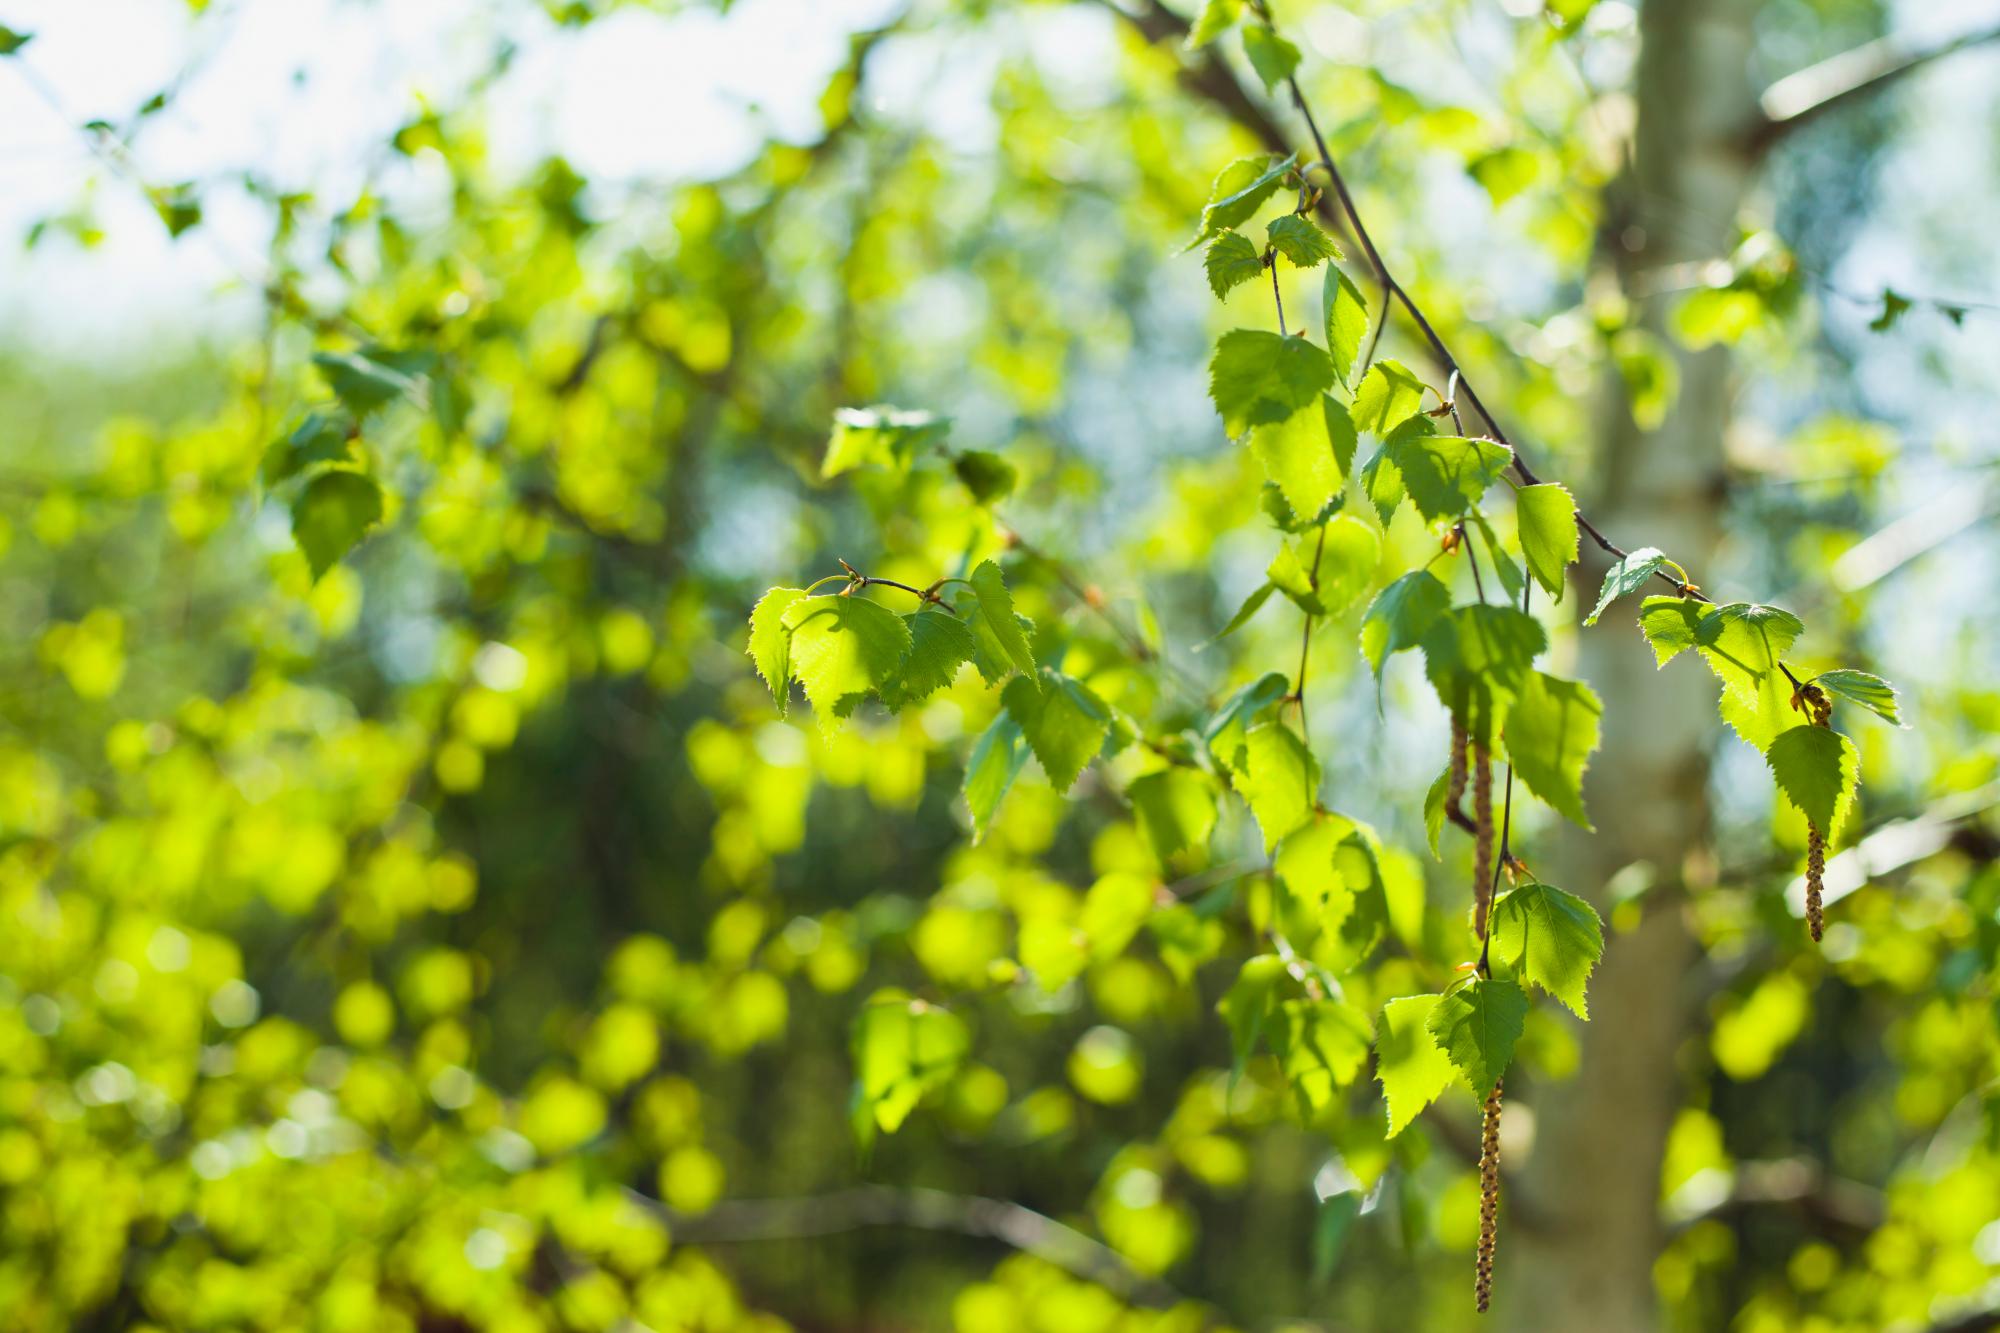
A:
[1502,1,1759,1327]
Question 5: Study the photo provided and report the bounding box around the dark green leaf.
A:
[1425,977,1526,1093]
[1765,725,1859,836]
[1002,670,1111,794]
[1360,570,1450,681]
[1489,882,1603,1017]
[963,559,1038,686]
[290,468,384,582]
[1267,214,1340,269]
[1584,546,1671,625]
[881,611,978,708]
[1191,153,1297,247]
[1812,668,1904,727]
[1501,671,1602,828]
[965,711,1028,841]
[1204,231,1265,299]
[952,450,1016,504]
[1385,426,1511,522]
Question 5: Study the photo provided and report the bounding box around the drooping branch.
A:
[629,1184,1185,1308]
[1750,22,2000,151]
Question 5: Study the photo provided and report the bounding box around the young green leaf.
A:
[1377,994,1458,1136]
[1488,882,1604,1018]
[1275,817,1357,940]
[1204,231,1265,299]
[1204,581,1278,651]
[1277,996,1373,1112]
[1469,513,1526,604]
[1501,671,1602,829]
[880,610,978,708]
[0,25,33,54]
[782,593,913,726]
[1184,0,1241,49]
[1515,483,1578,602]
[1204,672,1291,773]
[313,349,420,418]
[1811,669,1904,727]
[1422,765,1451,857]
[1267,214,1340,268]
[1218,953,1289,1076]
[1210,330,1337,435]
[747,586,808,714]
[1314,515,1383,617]
[263,409,358,486]
[964,711,1029,841]
[823,405,949,478]
[1421,604,1547,729]
[1425,977,1527,1093]
[963,559,1038,686]
[1584,546,1670,625]
[952,450,1016,504]
[1128,768,1219,867]
[1386,428,1512,522]
[1192,153,1298,247]
[1002,670,1111,794]
[1248,396,1354,523]
[1241,24,1301,94]
[1323,265,1370,388]
[1351,359,1428,438]
[1360,570,1451,681]
[1237,722,1319,850]
[851,991,969,1142]
[291,468,384,581]
[1765,725,1860,836]
[1637,595,1703,666]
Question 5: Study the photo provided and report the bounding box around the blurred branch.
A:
[629,1184,1185,1308]
[1665,1156,1885,1233]
[1751,21,2000,151]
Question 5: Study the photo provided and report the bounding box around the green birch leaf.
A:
[1469,512,1526,604]
[1002,670,1111,794]
[1275,816,1356,941]
[952,450,1016,504]
[747,586,808,714]
[964,711,1028,841]
[1267,214,1341,268]
[1717,662,1796,753]
[1386,428,1512,522]
[1315,515,1383,616]
[963,559,1038,686]
[1637,595,1703,666]
[1584,546,1670,625]
[1192,153,1297,247]
[1377,995,1458,1136]
[313,349,420,418]
[1515,483,1579,602]
[1204,231,1265,299]
[1277,996,1372,1113]
[0,26,32,54]
[851,991,969,1143]
[1210,329,1336,435]
[1248,396,1352,523]
[1218,954,1289,1076]
[1352,359,1427,438]
[1425,977,1527,1093]
[1237,722,1319,850]
[782,594,913,727]
[1422,765,1451,857]
[1205,581,1278,650]
[1360,570,1450,680]
[881,610,978,708]
[1502,671,1602,828]
[1185,0,1242,49]
[291,468,384,582]
[1204,672,1291,774]
[1241,24,1301,93]
[1698,604,1805,706]
[263,409,357,486]
[1812,669,1905,727]
[1128,768,1220,867]
[1420,604,1547,731]
[1359,446,1405,526]
[1488,882,1604,1018]
[824,405,948,478]
[1323,264,1370,388]
[1765,725,1860,836]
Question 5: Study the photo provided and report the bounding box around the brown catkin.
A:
[1806,821,1826,943]
[1475,1077,1503,1314]
[1471,743,1494,938]
[1447,713,1469,809]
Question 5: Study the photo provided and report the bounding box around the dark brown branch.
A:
[628,1184,1184,1307]
[1751,23,2000,151]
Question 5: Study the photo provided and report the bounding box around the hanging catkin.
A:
[1805,822,1826,942]
[1471,743,1494,938]
[1447,712,1469,809]
[1476,1077,1503,1314]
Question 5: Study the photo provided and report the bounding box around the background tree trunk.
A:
[1502,1,1759,1327]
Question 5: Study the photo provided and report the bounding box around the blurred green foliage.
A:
[0,1,1996,1330]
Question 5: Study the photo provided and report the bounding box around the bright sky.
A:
[0,0,906,354]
